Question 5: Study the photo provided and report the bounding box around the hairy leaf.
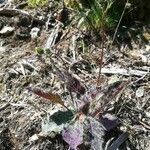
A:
[62,122,83,149]
[78,81,128,115]
[89,117,105,150]
[56,68,85,96]
[104,80,129,99]
[99,113,120,131]
[27,87,68,109]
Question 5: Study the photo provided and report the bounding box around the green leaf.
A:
[51,110,74,125]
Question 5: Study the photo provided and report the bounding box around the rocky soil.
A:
[0,0,150,150]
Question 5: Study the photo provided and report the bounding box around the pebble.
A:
[0,26,15,35]
[135,86,144,98]
[30,27,40,39]
[0,46,6,53]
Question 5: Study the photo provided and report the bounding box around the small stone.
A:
[0,26,15,35]
[145,112,150,118]
[136,86,144,98]
[0,0,5,4]
[145,45,150,53]
[29,134,39,142]
[30,27,40,39]
[0,46,6,53]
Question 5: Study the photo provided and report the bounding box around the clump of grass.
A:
[64,0,80,9]
[66,0,120,35]
[82,0,117,32]
[28,0,48,7]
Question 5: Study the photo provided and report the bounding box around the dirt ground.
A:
[0,1,150,150]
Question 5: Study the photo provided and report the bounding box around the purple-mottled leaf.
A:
[62,123,83,149]
[56,68,85,95]
[77,87,101,112]
[89,117,105,150]
[103,80,128,99]
[76,81,128,115]
[99,114,120,131]
[27,87,69,110]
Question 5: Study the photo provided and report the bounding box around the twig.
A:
[14,2,28,9]
[27,99,47,114]
[45,13,52,31]
[129,68,150,85]
[107,132,129,150]
[97,31,105,87]
[0,8,44,25]
[0,103,10,112]
[129,110,150,130]
[112,0,129,44]
[138,120,150,130]
[44,23,62,49]
[97,0,129,86]
[96,67,148,77]
[18,62,26,76]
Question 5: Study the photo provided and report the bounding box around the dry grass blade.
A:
[0,103,10,112]
[97,67,148,77]
[44,23,62,49]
